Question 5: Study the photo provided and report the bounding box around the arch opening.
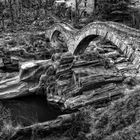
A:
[74,34,121,55]
[74,35,99,55]
[51,30,61,42]
[51,30,68,53]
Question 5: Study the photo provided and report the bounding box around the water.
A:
[0,95,62,126]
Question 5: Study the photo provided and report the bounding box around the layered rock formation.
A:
[0,21,140,138]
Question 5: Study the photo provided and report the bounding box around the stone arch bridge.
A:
[46,21,140,70]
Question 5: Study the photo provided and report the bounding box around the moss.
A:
[89,88,140,140]
[63,110,91,140]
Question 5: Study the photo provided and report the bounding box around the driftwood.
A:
[10,112,79,140]
[115,57,127,64]
[63,85,124,110]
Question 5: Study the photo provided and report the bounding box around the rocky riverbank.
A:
[0,25,140,140]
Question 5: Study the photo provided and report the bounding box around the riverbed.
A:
[0,95,62,127]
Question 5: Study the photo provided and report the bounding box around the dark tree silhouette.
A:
[0,2,5,30]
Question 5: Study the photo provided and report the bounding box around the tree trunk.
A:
[1,14,5,30]
[9,0,14,25]
[19,0,23,24]
[74,0,82,26]
[94,0,98,11]
[44,0,48,17]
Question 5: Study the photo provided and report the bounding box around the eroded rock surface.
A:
[0,21,140,139]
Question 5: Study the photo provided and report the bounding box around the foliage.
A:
[93,0,140,29]
[0,0,139,30]
[0,0,56,32]
[54,3,67,19]
[95,0,131,20]
[88,88,140,140]
[26,88,140,140]
[0,102,14,140]
[64,110,91,140]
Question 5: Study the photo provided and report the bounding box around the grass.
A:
[63,109,91,140]
[0,101,40,140]
[87,88,140,140]
[0,120,22,140]
[0,102,15,140]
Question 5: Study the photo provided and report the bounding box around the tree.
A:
[0,2,5,30]
[7,0,14,25]
[55,3,67,19]
[94,0,98,11]
[43,0,55,15]
[74,0,82,25]
[95,0,133,21]
[94,0,140,28]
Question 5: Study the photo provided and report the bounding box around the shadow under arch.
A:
[51,30,61,42]
[51,30,68,53]
[74,35,99,55]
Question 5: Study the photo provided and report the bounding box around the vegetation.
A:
[93,0,140,28]
[0,0,140,30]
[0,102,14,140]
[36,87,140,140]
[0,0,56,32]
[86,88,140,140]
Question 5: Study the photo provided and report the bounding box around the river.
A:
[0,95,62,127]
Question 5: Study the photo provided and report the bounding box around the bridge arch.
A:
[46,21,140,70]
[72,23,134,59]
[51,30,62,42]
[51,30,68,42]
[70,23,140,70]
[50,29,70,53]
[46,22,74,46]
[74,34,99,55]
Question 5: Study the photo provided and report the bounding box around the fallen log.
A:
[103,51,120,59]
[115,57,127,64]
[80,74,124,91]
[10,112,79,140]
[72,60,104,68]
[64,86,124,110]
